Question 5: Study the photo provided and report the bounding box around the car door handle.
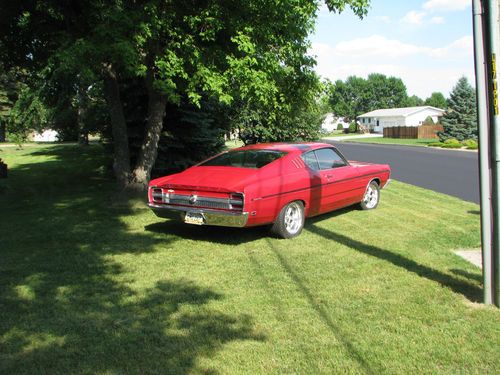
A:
[326,174,333,179]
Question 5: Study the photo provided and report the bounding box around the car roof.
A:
[236,142,333,153]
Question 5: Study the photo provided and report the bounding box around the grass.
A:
[0,144,499,374]
[345,137,438,146]
[224,139,244,149]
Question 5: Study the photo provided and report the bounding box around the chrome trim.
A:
[382,178,391,189]
[148,203,249,227]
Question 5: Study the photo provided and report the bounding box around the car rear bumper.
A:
[148,203,249,227]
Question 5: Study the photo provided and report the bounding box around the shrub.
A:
[348,122,357,133]
[423,116,435,125]
[462,139,478,150]
[428,142,444,147]
[337,123,343,131]
[441,138,463,148]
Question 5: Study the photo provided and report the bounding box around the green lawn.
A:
[345,137,438,146]
[0,144,498,374]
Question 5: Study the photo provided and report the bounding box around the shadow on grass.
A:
[306,223,482,303]
[145,206,355,244]
[264,239,376,374]
[0,145,262,374]
[145,221,270,245]
[450,268,482,283]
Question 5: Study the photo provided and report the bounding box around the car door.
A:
[313,148,362,213]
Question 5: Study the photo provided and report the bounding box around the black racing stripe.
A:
[258,172,386,200]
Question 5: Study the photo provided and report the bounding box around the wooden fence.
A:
[383,125,444,139]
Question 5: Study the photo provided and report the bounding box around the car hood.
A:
[150,166,261,193]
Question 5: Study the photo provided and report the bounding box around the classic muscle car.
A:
[148,142,391,238]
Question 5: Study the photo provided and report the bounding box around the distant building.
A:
[357,106,445,133]
[33,129,59,142]
[321,113,349,132]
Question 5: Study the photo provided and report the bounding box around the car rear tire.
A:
[360,181,380,210]
[271,201,305,239]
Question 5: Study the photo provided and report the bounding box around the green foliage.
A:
[423,116,434,125]
[328,73,409,120]
[348,121,357,133]
[425,92,447,109]
[462,139,478,150]
[8,86,48,139]
[337,123,344,130]
[441,138,463,148]
[439,77,477,142]
[405,95,424,107]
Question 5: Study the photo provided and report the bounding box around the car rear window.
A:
[200,150,287,169]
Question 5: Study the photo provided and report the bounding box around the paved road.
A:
[324,141,480,204]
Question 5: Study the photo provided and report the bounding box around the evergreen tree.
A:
[439,77,477,141]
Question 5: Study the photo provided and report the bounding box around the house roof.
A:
[357,106,445,118]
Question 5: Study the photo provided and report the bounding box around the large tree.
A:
[328,73,408,120]
[1,0,370,188]
[439,77,477,141]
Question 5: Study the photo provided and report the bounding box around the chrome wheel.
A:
[284,202,303,235]
[361,181,380,210]
[271,201,305,239]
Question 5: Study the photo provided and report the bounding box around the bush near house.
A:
[348,121,357,133]
[337,123,343,130]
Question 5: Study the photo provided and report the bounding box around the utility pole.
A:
[473,0,500,306]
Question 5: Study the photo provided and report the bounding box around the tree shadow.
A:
[450,268,482,283]
[305,224,482,303]
[0,145,263,374]
[264,239,376,374]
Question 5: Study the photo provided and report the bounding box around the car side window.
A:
[301,151,320,170]
[315,148,347,170]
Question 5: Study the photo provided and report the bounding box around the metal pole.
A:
[473,0,494,305]
[486,0,500,306]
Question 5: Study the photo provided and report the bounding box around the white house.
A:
[357,106,445,133]
[321,113,349,132]
[33,129,59,142]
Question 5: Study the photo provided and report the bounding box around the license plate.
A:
[184,212,205,225]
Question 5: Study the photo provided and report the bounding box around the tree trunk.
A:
[0,120,5,142]
[131,72,167,188]
[102,64,131,188]
[77,83,89,146]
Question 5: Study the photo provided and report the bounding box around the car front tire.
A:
[360,181,380,210]
[271,201,305,239]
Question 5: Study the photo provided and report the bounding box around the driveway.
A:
[324,141,480,204]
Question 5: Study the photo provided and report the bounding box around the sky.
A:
[310,0,474,99]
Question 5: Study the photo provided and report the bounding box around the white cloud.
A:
[428,36,473,58]
[401,10,426,25]
[423,0,470,12]
[309,36,474,97]
[375,16,391,23]
[328,35,472,59]
[430,16,445,24]
[333,35,426,58]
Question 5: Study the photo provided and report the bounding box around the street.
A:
[325,141,480,204]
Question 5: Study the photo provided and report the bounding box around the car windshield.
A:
[200,150,287,169]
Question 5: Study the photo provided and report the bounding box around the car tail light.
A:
[151,188,170,203]
[229,193,244,211]
[152,188,163,202]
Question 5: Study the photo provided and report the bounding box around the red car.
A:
[148,142,391,238]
